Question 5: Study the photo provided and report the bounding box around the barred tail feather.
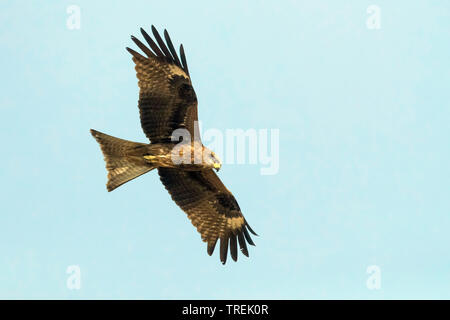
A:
[90,129,155,191]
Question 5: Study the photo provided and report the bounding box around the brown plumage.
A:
[90,26,257,264]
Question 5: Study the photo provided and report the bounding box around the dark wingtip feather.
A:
[230,234,238,262]
[163,29,182,67]
[130,35,154,58]
[140,27,164,57]
[179,44,189,75]
[243,226,256,246]
[246,221,258,236]
[207,239,218,256]
[220,236,228,265]
[136,26,189,76]
[151,25,172,60]
[237,232,249,257]
[125,47,145,59]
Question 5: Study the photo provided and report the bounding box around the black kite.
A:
[90,26,257,264]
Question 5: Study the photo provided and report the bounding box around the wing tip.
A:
[210,228,254,264]
[134,25,189,74]
[207,238,217,256]
[203,220,257,264]
[125,46,137,56]
[237,232,249,257]
[229,234,238,262]
[219,236,228,265]
[243,226,256,246]
[246,221,258,236]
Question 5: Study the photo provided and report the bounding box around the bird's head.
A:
[204,150,222,172]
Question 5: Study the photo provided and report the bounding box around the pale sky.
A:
[1,0,449,299]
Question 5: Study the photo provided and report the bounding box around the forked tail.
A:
[90,129,155,191]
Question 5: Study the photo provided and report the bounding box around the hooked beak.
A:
[213,163,221,172]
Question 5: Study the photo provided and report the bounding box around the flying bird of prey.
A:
[90,26,257,264]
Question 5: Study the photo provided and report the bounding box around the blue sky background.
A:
[1,0,449,299]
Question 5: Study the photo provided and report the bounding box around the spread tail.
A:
[90,129,155,191]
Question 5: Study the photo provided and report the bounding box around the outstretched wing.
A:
[127,26,199,143]
[158,168,257,264]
